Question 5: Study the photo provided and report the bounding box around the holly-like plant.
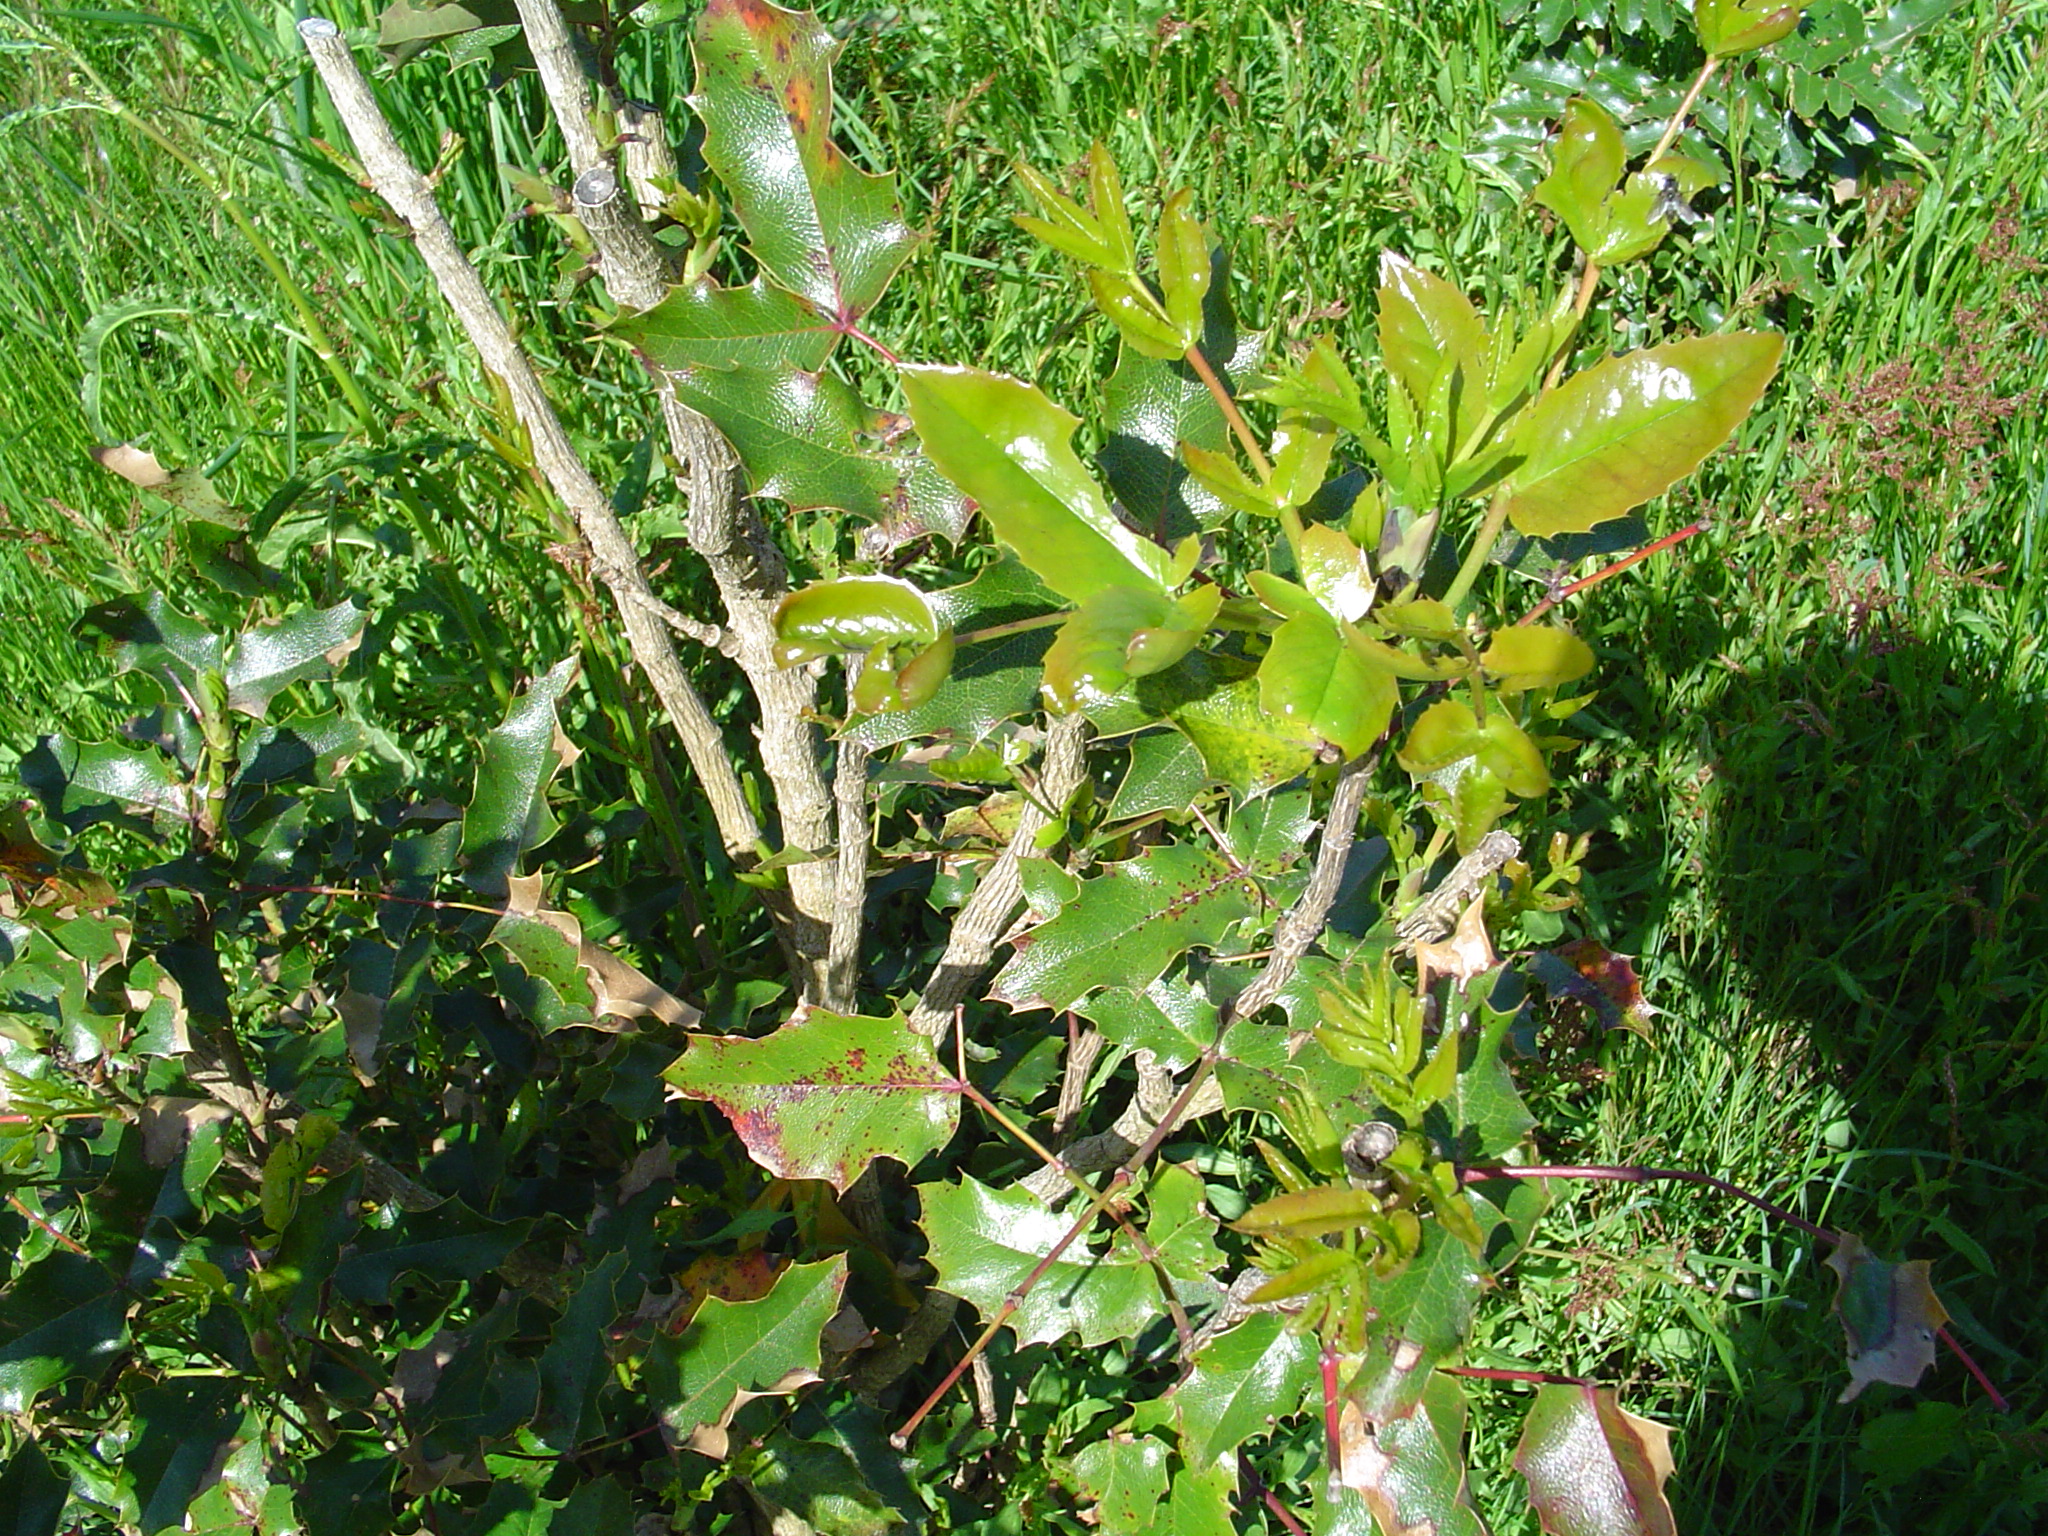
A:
[0,1,2004,1532]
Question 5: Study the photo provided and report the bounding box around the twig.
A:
[907,713,1089,1038]
[826,657,872,1011]
[1516,518,1709,625]
[295,20,763,893]
[1456,1163,1836,1244]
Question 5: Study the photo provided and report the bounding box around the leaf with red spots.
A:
[1826,1234,1949,1402]
[1530,939,1658,1039]
[690,0,917,324]
[663,1008,959,1191]
[1514,1384,1676,1536]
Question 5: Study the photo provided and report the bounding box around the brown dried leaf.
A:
[1827,1233,1949,1402]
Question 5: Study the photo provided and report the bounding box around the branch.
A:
[297,20,761,870]
[907,713,1090,1038]
[507,0,843,997]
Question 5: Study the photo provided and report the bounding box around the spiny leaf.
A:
[1069,1434,1170,1535]
[917,1174,1162,1348]
[690,0,917,322]
[460,657,580,897]
[664,1009,959,1191]
[648,1255,848,1459]
[1514,1384,1676,1536]
[1171,1310,1317,1466]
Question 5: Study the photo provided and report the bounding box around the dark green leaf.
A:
[225,600,365,718]
[535,1250,632,1450]
[918,1175,1161,1348]
[461,656,578,896]
[0,1279,125,1414]
[332,1200,534,1306]
[614,275,838,374]
[690,0,917,320]
[1172,1310,1317,1465]
[650,1255,847,1447]
[0,1440,67,1536]
[1069,1434,1170,1535]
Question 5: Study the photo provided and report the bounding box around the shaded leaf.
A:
[461,657,579,897]
[649,1255,848,1458]
[664,1009,958,1191]
[0,1278,126,1414]
[1826,1234,1949,1402]
[1513,1384,1675,1536]
[332,1200,533,1306]
[0,1441,67,1536]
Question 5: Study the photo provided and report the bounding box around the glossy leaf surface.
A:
[1501,333,1784,536]
[901,366,1175,603]
[664,1009,958,1191]
[1514,1384,1677,1536]
[1257,611,1399,759]
[1172,1310,1318,1466]
[460,657,578,897]
[773,575,939,665]
[1339,1373,1488,1536]
[690,0,916,320]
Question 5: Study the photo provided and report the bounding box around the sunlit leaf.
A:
[1070,1434,1170,1535]
[918,1175,1161,1348]
[689,0,917,320]
[1514,1384,1676,1536]
[773,575,939,666]
[648,1255,848,1458]
[1172,1311,1318,1465]
[1338,1373,1487,1536]
[665,1009,958,1191]
[1501,333,1784,536]
[900,366,1175,603]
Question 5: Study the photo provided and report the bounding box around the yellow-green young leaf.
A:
[1181,441,1280,517]
[1248,571,1324,622]
[1514,1385,1677,1536]
[1377,252,1490,416]
[1245,1246,1366,1305]
[1089,270,1184,359]
[900,366,1174,601]
[1533,97,1626,255]
[851,628,955,714]
[772,575,938,666]
[1013,162,1121,268]
[1348,630,1469,683]
[1297,523,1375,623]
[1157,188,1211,345]
[1251,334,1372,437]
[1085,140,1139,271]
[1043,588,1174,712]
[1694,0,1811,57]
[1501,332,1785,536]
[1590,172,1678,265]
[1237,1184,1385,1241]
[1128,584,1223,676]
[1268,415,1337,511]
[1825,1234,1950,1402]
[1259,611,1400,758]
[1170,676,1318,795]
[1399,698,1550,799]
[1375,597,1462,641]
[1481,626,1595,693]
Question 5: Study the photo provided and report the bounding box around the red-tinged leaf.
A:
[1514,1384,1676,1536]
[1501,333,1785,536]
[690,0,917,322]
[1257,611,1400,759]
[1533,97,1626,256]
[663,1008,959,1191]
[666,1251,788,1333]
[1551,939,1658,1038]
[648,1254,847,1459]
[900,365,1176,603]
[1826,1234,1949,1402]
[1338,1373,1489,1536]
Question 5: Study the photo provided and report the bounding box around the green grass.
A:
[3,0,2046,1529]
